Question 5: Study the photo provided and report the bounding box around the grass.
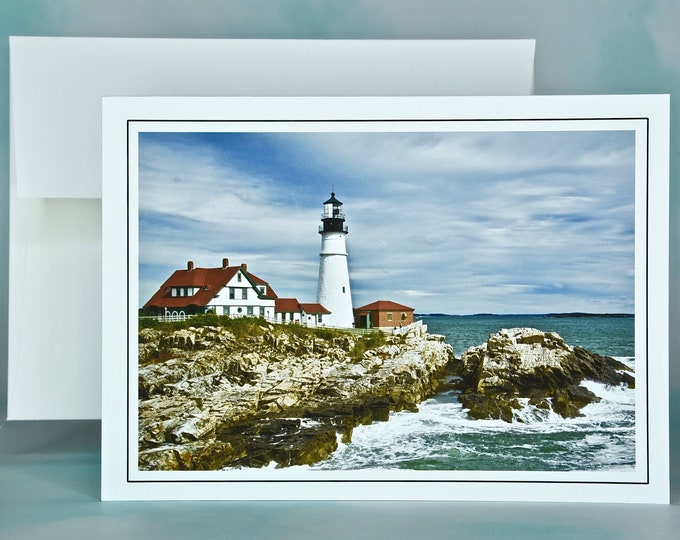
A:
[139,313,267,339]
[139,314,389,359]
[140,314,367,340]
[350,330,388,361]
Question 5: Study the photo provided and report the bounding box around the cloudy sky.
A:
[137,126,636,315]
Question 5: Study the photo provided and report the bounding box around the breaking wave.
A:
[313,361,636,472]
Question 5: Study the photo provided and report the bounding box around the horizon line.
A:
[414,311,635,317]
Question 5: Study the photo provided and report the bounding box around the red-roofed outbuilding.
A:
[274,299,331,327]
[354,300,415,330]
[299,302,331,327]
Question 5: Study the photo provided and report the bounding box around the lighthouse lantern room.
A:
[316,192,354,328]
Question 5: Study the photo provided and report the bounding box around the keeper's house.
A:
[354,300,415,330]
[143,258,329,326]
[143,258,277,320]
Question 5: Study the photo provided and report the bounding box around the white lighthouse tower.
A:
[316,192,354,328]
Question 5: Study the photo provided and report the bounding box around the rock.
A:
[212,417,340,468]
[551,385,601,418]
[138,446,185,470]
[137,321,454,470]
[459,392,519,423]
[138,441,245,471]
[163,329,197,349]
[171,412,217,443]
[458,328,634,421]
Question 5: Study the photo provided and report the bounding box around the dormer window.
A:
[171,286,195,297]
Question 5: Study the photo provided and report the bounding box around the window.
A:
[387,312,393,322]
[229,287,236,299]
[171,287,195,296]
[240,288,247,300]
[237,273,242,282]
[342,286,346,293]
[247,306,254,316]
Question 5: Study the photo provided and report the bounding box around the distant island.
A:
[415,312,634,318]
[544,313,634,319]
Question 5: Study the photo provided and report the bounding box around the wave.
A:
[613,356,635,370]
[313,380,636,472]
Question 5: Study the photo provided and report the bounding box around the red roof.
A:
[299,303,330,314]
[354,300,414,312]
[248,273,278,299]
[275,298,301,313]
[144,262,277,309]
[274,299,330,314]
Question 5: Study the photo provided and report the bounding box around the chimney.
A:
[187,261,194,271]
[222,258,229,268]
[240,263,248,272]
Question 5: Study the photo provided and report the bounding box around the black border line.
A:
[125,116,651,486]
[645,117,651,486]
[126,122,131,481]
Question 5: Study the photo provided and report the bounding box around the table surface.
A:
[0,419,678,540]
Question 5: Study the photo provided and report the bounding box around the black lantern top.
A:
[320,192,348,234]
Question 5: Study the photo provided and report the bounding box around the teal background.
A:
[1,1,678,537]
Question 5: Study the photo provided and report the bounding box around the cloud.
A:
[399,290,440,298]
[137,128,635,314]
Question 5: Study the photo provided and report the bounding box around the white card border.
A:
[102,95,669,502]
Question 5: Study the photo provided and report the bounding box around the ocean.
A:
[312,314,636,472]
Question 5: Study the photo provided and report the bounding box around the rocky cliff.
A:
[137,320,455,470]
[456,327,635,422]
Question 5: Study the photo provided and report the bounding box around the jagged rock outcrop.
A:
[457,327,634,422]
[137,322,454,470]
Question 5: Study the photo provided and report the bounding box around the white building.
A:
[144,258,330,326]
[316,192,354,328]
[274,299,331,327]
[144,258,277,320]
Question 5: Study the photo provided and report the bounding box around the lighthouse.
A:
[316,192,354,328]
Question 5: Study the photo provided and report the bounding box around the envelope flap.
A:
[9,37,535,199]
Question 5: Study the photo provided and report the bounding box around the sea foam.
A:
[314,377,636,471]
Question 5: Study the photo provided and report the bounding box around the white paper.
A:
[102,95,669,503]
[10,37,536,199]
[8,37,535,420]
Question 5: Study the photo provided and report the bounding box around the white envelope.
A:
[8,37,535,419]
